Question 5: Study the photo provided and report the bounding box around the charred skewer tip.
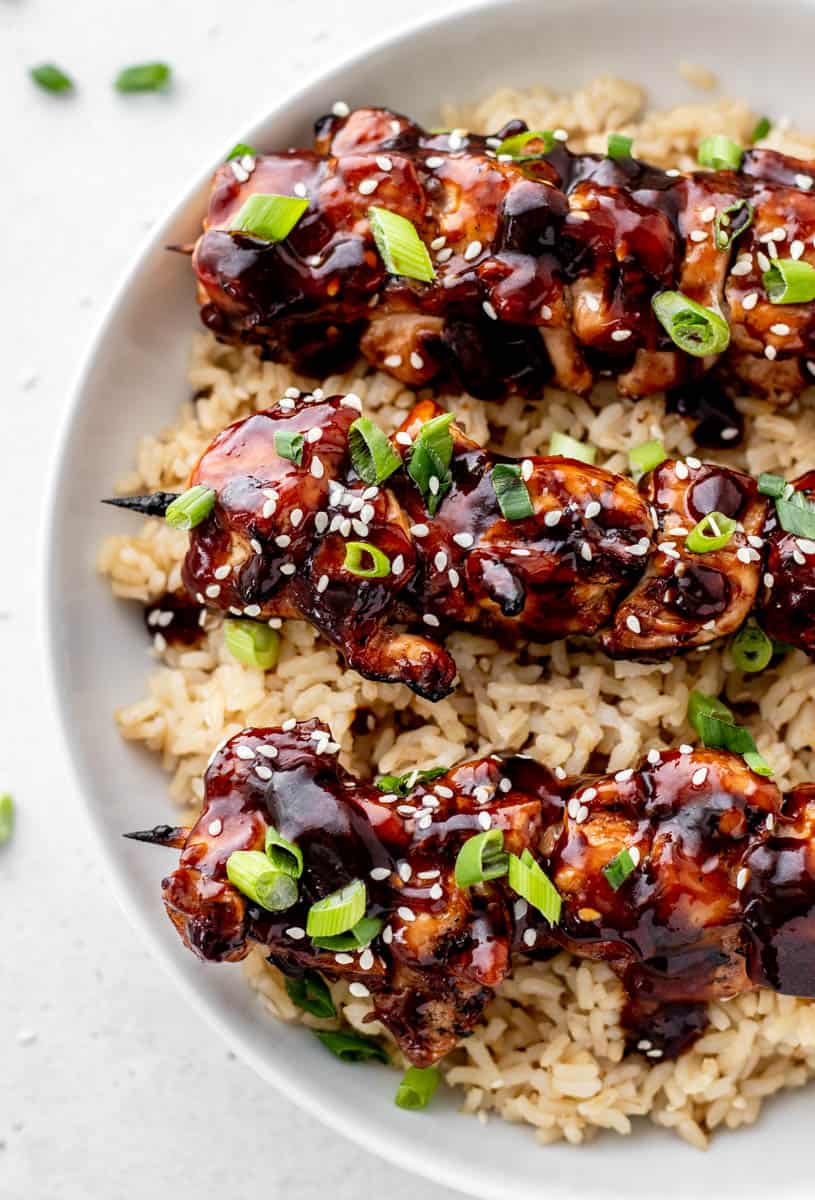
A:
[123,824,190,848]
[102,492,178,517]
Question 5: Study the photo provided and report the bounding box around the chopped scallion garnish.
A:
[285,971,336,1019]
[375,766,447,796]
[164,485,215,530]
[687,689,733,733]
[685,510,737,553]
[629,440,667,478]
[713,200,753,250]
[114,62,171,93]
[775,493,815,538]
[602,847,639,891]
[226,850,299,911]
[316,1030,389,1064]
[652,291,730,357]
[348,416,401,485]
[395,1066,440,1110]
[30,63,74,93]
[368,206,435,283]
[342,541,391,579]
[454,830,509,887]
[224,620,280,670]
[265,827,303,878]
[307,879,366,939]
[607,133,633,160]
[231,194,309,243]
[310,915,384,951]
[495,129,555,158]
[751,116,771,142]
[697,134,742,171]
[758,472,787,499]
[490,464,534,521]
[686,690,772,776]
[274,430,304,465]
[548,431,596,464]
[730,619,773,674]
[407,412,455,515]
[762,258,815,304]
[0,794,14,845]
[226,142,257,162]
[507,849,562,925]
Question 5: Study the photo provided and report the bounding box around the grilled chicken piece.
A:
[760,471,815,655]
[109,392,812,695]
[193,107,815,415]
[138,722,815,1064]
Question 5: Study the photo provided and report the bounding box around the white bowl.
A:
[45,2,815,1196]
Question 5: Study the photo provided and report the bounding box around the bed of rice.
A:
[98,74,815,1148]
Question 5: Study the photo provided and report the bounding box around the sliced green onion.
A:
[0,794,14,845]
[607,133,633,160]
[307,879,366,938]
[226,142,257,162]
[602,847,639,891]
[491,464,534,521]
[30,63,73,93]
[165,485,216,530]
[395,1066,440,1110]
[507,849,562,925]
[698,134,742,171]
[348,416,401,485]
[775,495,815,538]
[231,194,309,244]
[652,291,731,357]
[751,116,771,142]
[548,431,597,464]
[744,750,774,777]
[407,412,455,516]
[274,430,304,465]
[316,1031,389,1064]
[285,971,336,1019]
[688,691,773,777]
[224,620,280,670]
[226,850,298,911]
[342,541,391,579]
[629,440,667,478]
[687,689,734,737]
[310,915,384,951]
[367,206,435,283]
[685,511,737,553]
[375,766,447,796]
[731,620,773,673]
[114,62,171,93]
[758,472,787,499]
[265,827,303,878]
[495,129,555,158]
[454,830,509,887]
[713,200,753,250]
[763,258,815,304]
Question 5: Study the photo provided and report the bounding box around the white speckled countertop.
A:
[0,3,470,1195]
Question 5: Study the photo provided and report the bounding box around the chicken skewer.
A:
[129,720,815,1066]
[105,392,815,699]
[192,106,815,425]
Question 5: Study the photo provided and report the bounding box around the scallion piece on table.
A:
[713,200,753,250]
[775,494,815,538]
[274,430,304,465]
[164,485,215,530]
[490,464,534,521]
[307,879,367,939]
[367,206,435,283]
[226,142,257,162]
[548,430,597,464]
[285,971,336,1019]
[231,194,309,243]
[224,620,280,670]
[730,620,774,673]
[0,794,14,845]
[495,129,555,158]
[629,440,667,478]
[375,766,447,796]
[697,134,743,171]
[407,412,455,515]
[454,830,509,887]
[30,63,74,93]
[751,116,771,142]
[758,472,788,499]
[507,849,562,925]
[348,416,401,485]
[685,511,737,553]
[226,850,298,911]
[602,846,639,891]
[342,541,391,579]
[265,827,303,878]
[763,258,815,304]
[652,291,731,357]
[310,915,384,951]
[686,692,773,777]
[395,1066,440,1110]
[607,133,633,159]
[114,62,171,93]
[316,1030,390,1064]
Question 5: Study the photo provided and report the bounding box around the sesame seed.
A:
[742,291,758,310]
[553,128,569,141]
[686,456,701,469]
[679,743,693,754]
[757,250,771,273]
[791,239,805,260]
[409,351,424,370]
[730,258,752,276]
[286,925,306,940]
[423,613,440,627]
[316,574,329,594]
[436,247,453,263]
[770,322,791,336]
[796,173,814,190]
[275,535,291,549]
[311,458,325,479]
[626,614,642,634]
[208,818,223,836]
[798,538,815,555]
[764,345,777,360]
[585,500,601,519]
[428,476,440,496]
[411,523,429,537]
[396,804,416,817]
[397,906,416,922]
[692,767,708,786]
[478,811,491,830]
[332,100,350,117]
[647,749,661,765]
[721,427,740,440]
[384,353,402,368]
[453,532,474,548]
[429,883,443,900]
[448,130,465,150]
[341,394,362,411]
[540,304,553,320]
[243,604,261,617]
[700,205,716,223]
[483,300,498,320]
[214,564,232,580]
[262,499,276,519]
[358,178,378,195]
[205,584,221,599]
[690,229,707,243]
[250,538,262,553]
[521,459,533,482]
[398,861,412,882]
[391,554,405,576]
[522,928,537,947]
[611,329,632,342]
[763,572,774,588]
[282,718,296,731]
[358,948,375,970]
[255,765,273,781]
[349,982,370,998]
[434,551,448,571]
[581,787,597,803]
[544,509,562,526]
[584,293,600,312]
[293,181,307,198]
[736,547,752,564]
[448,568,460,587]
[280,563,296,576]
[464,240,482,260]
[426,155,444,169]
[629,846,641,867]
[235,744,255,761]
[615,768,633,782]
[430,235,446,250]
[736,867,749,890]
[580,541,593,562]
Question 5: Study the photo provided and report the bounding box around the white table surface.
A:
[0,3,474,1195]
